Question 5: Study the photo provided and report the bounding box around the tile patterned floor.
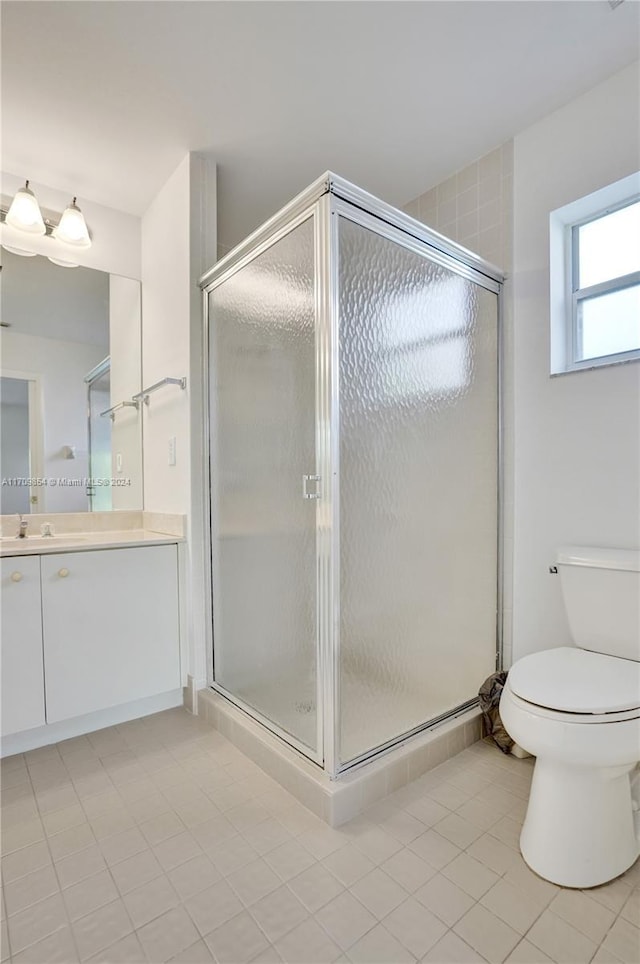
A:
[1,708,638,964]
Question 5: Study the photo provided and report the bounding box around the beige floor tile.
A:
[99,827,147,866]
[456,798,503,832]
[346,922,414,963]
[109,848,164,895]
[264,839,317,883]
[86,932,147,963]
[89,809,136,842]
[620,886,640,925]
[380,847,437,892]
[1,839,52,883]
[298,826,349,861]
[350,826,404,865]
[322,845,374,888]
[315,891,377,950]
[250,884,309,942]
[168,938,215,963]
[209,835,258,877]
[7,892,68,954]
[588,876,634,914]
[274,917,341,964]
[35,785,79,815]
[376,808,426,845]
[72,898,133,961]
[414,872,475,926]
[138,906,200,963]
[227,857,282,906]
[140,810,186,847]
[1,819,45,854]
[49,822,96,861]
[434,813,485,849]
[0,919,8,963]
[422,929,487,963]
[226,803,271,833]
[168,853,222,900]
[454,903,520,963]
[349,868,408,919]
[243,818,293,857]
[43,803,87,837]
[383,895,447,958]
[12,924,79,963]
[248,943,284,963]
[408,829,461,870]
[481,878,547,935]
[466,834,520,876]
[501,861,559,906]
[123,873,180,928]
[3,864,59,916]
[153,831,202,871]
[55,844,107,889]
[63,870,119,922]
[81,791,124,822]
[185,880,243,936]
[426,782,471,811]
[505,938,553,963]
[600,916,640,963]
[587,947,624,964]
[287,863,344,913]
[205,910,269,963]
[549,889,616,945]
[442,852,500,899]
[526,909,597,964]
[404,797,450,828]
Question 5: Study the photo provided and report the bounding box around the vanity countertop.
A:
[0,529,184,557]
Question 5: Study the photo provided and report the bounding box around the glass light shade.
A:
[2,243,37,257]
[47,256,78,268]
[53,198,91,248]
[5,182,46,235]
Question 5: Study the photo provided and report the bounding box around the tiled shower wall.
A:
[402,143,515,668]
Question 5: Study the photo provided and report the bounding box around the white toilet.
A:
[500,546,640,889]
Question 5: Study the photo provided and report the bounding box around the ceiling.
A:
[2,1,638,249]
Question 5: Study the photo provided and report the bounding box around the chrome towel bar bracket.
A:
[99,399,140,420]
[132,376,187,405]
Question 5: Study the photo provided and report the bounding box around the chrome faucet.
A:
[16,514,28,539]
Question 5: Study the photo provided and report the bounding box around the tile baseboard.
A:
[196,688,481,827]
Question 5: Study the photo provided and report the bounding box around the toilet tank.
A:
[557,547,640,662]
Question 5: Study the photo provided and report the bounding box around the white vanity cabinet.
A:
[1,556,46,735]
[40,545,181,723]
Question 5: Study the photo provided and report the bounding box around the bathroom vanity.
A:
[0,521,184,754]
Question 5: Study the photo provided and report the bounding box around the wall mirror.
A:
[0,250,142,514]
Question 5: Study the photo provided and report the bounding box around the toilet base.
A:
[520,758,639,888]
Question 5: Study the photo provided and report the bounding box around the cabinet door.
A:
[41,545,180,723]
[1,555,45,735]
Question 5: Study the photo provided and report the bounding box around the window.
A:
[549,174,640,374]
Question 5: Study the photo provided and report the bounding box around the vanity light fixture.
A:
[1,181,92,257]
[5,181,46,235]
[52,198,91,249]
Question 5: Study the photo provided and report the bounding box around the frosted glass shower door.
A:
[337,214,498,766]
[207,217,320,758]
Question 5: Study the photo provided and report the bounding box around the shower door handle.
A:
[302,475,321,500]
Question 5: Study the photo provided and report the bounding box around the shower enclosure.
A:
[201,174,502,778]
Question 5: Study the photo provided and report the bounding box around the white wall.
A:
[141,152,216,692]
[511,61,640,662]
[1,331,106,512]
[1,172,141,280]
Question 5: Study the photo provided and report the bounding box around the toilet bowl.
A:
[500,547,640,889]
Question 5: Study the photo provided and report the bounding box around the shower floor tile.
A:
[1,708,638,964]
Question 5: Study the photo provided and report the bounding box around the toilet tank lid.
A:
[556,546,640,572]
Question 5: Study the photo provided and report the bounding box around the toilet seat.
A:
[504,685,640,725]
[508,647,640,717]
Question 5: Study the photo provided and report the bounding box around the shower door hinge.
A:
[302,475,321,500]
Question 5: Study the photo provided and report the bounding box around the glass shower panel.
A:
[338,216,498,765]
[87,366,112,512]
[208,217,319,755]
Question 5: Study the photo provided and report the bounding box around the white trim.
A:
[550,172,640,374]
[1,688,183,757]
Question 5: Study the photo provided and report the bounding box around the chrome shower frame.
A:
[200,173,504,780]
